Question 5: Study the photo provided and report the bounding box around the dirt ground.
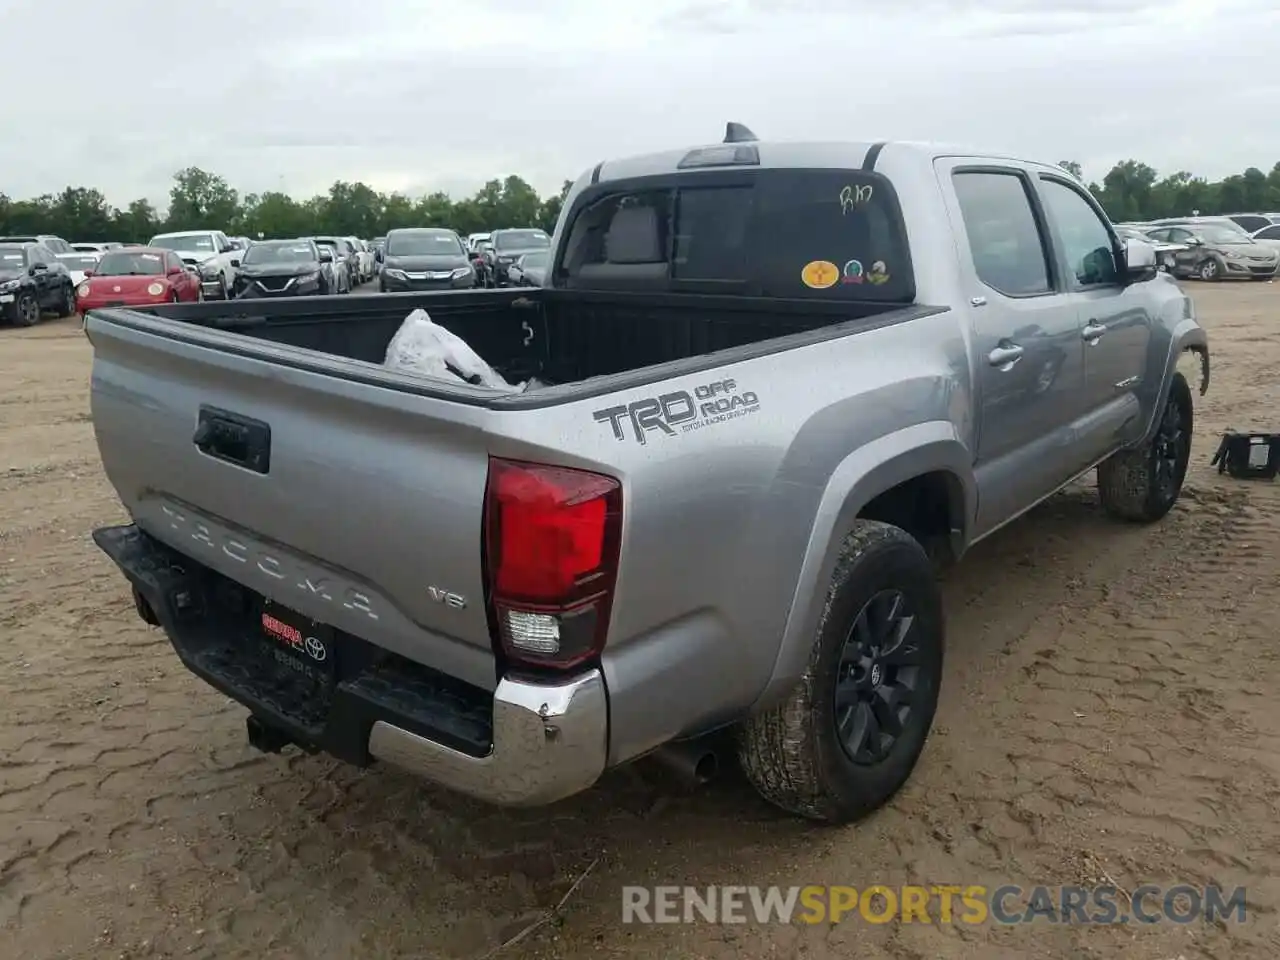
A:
[2,285,1280,960]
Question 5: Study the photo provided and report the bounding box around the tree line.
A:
[2,158,1280,244]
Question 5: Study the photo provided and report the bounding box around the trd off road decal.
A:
[593,378,761,445]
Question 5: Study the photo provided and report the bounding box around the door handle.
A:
[1082,321,1107,342]
[988,342,1024,369]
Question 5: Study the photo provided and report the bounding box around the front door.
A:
[939,161,1090,536]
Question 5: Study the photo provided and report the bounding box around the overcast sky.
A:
[4,0,1278,208]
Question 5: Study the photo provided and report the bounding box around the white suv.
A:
[148,230,240,299]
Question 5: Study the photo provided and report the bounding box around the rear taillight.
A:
[483,457,622,670]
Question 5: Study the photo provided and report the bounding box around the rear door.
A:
[1032,171,1150,462]
[938,161,1091,533]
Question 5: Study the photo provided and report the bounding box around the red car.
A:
[76,247,202,312]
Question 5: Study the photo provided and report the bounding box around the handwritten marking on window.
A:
[839,185,874,214]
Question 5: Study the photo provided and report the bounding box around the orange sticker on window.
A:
[801,260,839,289]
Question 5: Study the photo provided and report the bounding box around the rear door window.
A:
[951,171,1052,297]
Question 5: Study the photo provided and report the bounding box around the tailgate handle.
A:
[193,405,272,474]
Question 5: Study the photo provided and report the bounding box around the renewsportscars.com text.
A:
[621,884,1247,926]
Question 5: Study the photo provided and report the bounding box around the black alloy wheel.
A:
[834,589,922,765]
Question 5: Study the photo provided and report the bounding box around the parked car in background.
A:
[469,240,494,286]
[230,238,338,298]
[147,230,240,299]
[1249,223,1280,254]
[72,242,124,253]
[1223,214,1273,234]
[312,236,358,289]
[0,233,73,255]
[56,251,101,286]
[465,232,491,254]
[507,249,548,286]
[76,247,202,313]
[485,228,551,286]
[1113,223,1186,272]
[379,228,475,292]
[0,241,77,325]
[1145,222,1279,280]
[346,236,374,284]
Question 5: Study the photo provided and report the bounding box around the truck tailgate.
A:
[88,312,499,691]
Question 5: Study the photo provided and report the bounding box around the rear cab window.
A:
[556,168,914,302]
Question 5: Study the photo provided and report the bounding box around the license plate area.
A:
[259,601,336,688]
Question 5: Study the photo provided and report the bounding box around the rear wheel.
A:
[14,291,40,327]
[737,520,944,823]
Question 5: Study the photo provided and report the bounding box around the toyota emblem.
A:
[303,635,327,661]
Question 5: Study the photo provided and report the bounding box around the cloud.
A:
[1,0,1276,210]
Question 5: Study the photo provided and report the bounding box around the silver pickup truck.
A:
[87,129,1210,824]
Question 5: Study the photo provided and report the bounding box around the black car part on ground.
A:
[1211,431,1280,480]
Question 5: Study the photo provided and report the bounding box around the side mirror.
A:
[83,269,94,278]
[1185,236,1203,247]
[375,248,384,262]
[29,262,47,274]
[1123,238,1157,283]
[167,266,182,276]
[230,258,241,268]
[318,249,334,263]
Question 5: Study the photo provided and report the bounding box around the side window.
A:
[1145,228,1170,241]
[35,244,54,265]
[561,190,670,286]
[1038,178,1119,286]
[952,171,1052,296]
[1167,229,1192,243]
[1257,226,1280,241]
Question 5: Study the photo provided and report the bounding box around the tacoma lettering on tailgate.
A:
[156,501,379,620]
[592,378,761,445]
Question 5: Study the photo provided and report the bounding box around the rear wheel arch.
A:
[759,426,974,706]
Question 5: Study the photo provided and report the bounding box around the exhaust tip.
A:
[691,750,718,785]
[649,739,722,788]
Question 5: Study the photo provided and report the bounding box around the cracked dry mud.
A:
[3,285,1280,960]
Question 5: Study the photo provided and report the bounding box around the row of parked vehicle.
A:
[1116,212,1280,281]
[0,224,554,325]
[371,227,550,293]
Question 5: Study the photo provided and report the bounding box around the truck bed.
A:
[84,287,937,710]
[101,288,916,402]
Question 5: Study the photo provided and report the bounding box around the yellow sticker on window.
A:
[801,260,839,289]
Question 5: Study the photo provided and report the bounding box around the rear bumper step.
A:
[92,523,609,806]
